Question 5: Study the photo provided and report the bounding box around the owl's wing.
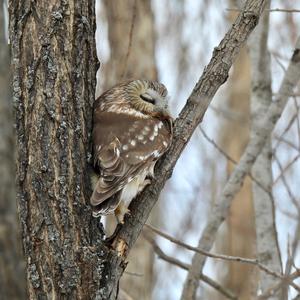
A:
[90,112,172,212]
[91,138,147,206]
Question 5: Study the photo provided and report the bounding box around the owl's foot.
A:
[115,203,131,224]
[143,178,151,187]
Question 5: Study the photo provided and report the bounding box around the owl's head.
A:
[124,79,170,117]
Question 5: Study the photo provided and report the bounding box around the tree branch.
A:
[257,270,300,299]
[143,231,238,300]
[199,126,271,195]
[181,36,300,299]
[226,8,300,13]
[112,0,268,258]
[145,224,300,295]
[145,224,283,279]
[249,1,282,297]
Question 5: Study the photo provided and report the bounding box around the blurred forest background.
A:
[1,0,300,299]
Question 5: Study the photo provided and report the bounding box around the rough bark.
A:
[9,1,125,299]
[101,1,158,299]
[0,1,26,298]
[180,36,300,300]
[249,2,282,297]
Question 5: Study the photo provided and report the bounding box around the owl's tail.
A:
[91,191,121,217]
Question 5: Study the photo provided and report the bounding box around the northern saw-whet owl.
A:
[91,79,173,223]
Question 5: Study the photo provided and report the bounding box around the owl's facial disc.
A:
[142,88,169,117]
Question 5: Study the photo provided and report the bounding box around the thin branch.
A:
[145,224,300,294]
[145,224,281,279]
[226,8,300,13]
[273,154,300,186]
[143,232,238,300]
[293,97,300,150]
[273,133,299,153]
[283,221,300,295]
[274,153,300,214]
[267,8,300,13]
[121,0,137,79]
[209,104,249,124]
[257,270,300,299]
[199,127,271,195]
[124,271,143,277]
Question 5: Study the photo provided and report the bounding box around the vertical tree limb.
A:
[249,1,282,297]
[214,0,255,297]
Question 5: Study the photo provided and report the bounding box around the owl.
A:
[91,79,173,223]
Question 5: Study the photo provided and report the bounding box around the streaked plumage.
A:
[91,79,173,222]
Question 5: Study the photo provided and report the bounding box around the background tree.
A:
[212,0,255,298]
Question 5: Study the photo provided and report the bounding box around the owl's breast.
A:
[119,162,154,205]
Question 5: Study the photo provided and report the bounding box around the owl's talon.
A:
[145,179,151,185]
[115,202,131,224]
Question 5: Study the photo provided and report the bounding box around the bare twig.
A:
[226,8,300,13]
[145,224,281,279]
[199,127,271,195]
[121,0,137,79]
[257,270,300,299]
[273,154,300,185]
[273,133,299,153]
[209,104,249,124]
[282,221,300,298]
[293,97,300,150]
[145,224,300,294]
[274,153,300,214]
[143,232,238,300]
[124,271,143,277]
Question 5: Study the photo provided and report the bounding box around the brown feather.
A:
[91,80,173,219]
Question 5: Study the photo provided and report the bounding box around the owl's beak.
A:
[154,98,169,117]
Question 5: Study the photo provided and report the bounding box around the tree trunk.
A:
[249,2,282,297]
[212,1,256,297]
[0,1,26,298]
[102,0,157,89]
[214,46,256,300]
[9,1,124,299]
